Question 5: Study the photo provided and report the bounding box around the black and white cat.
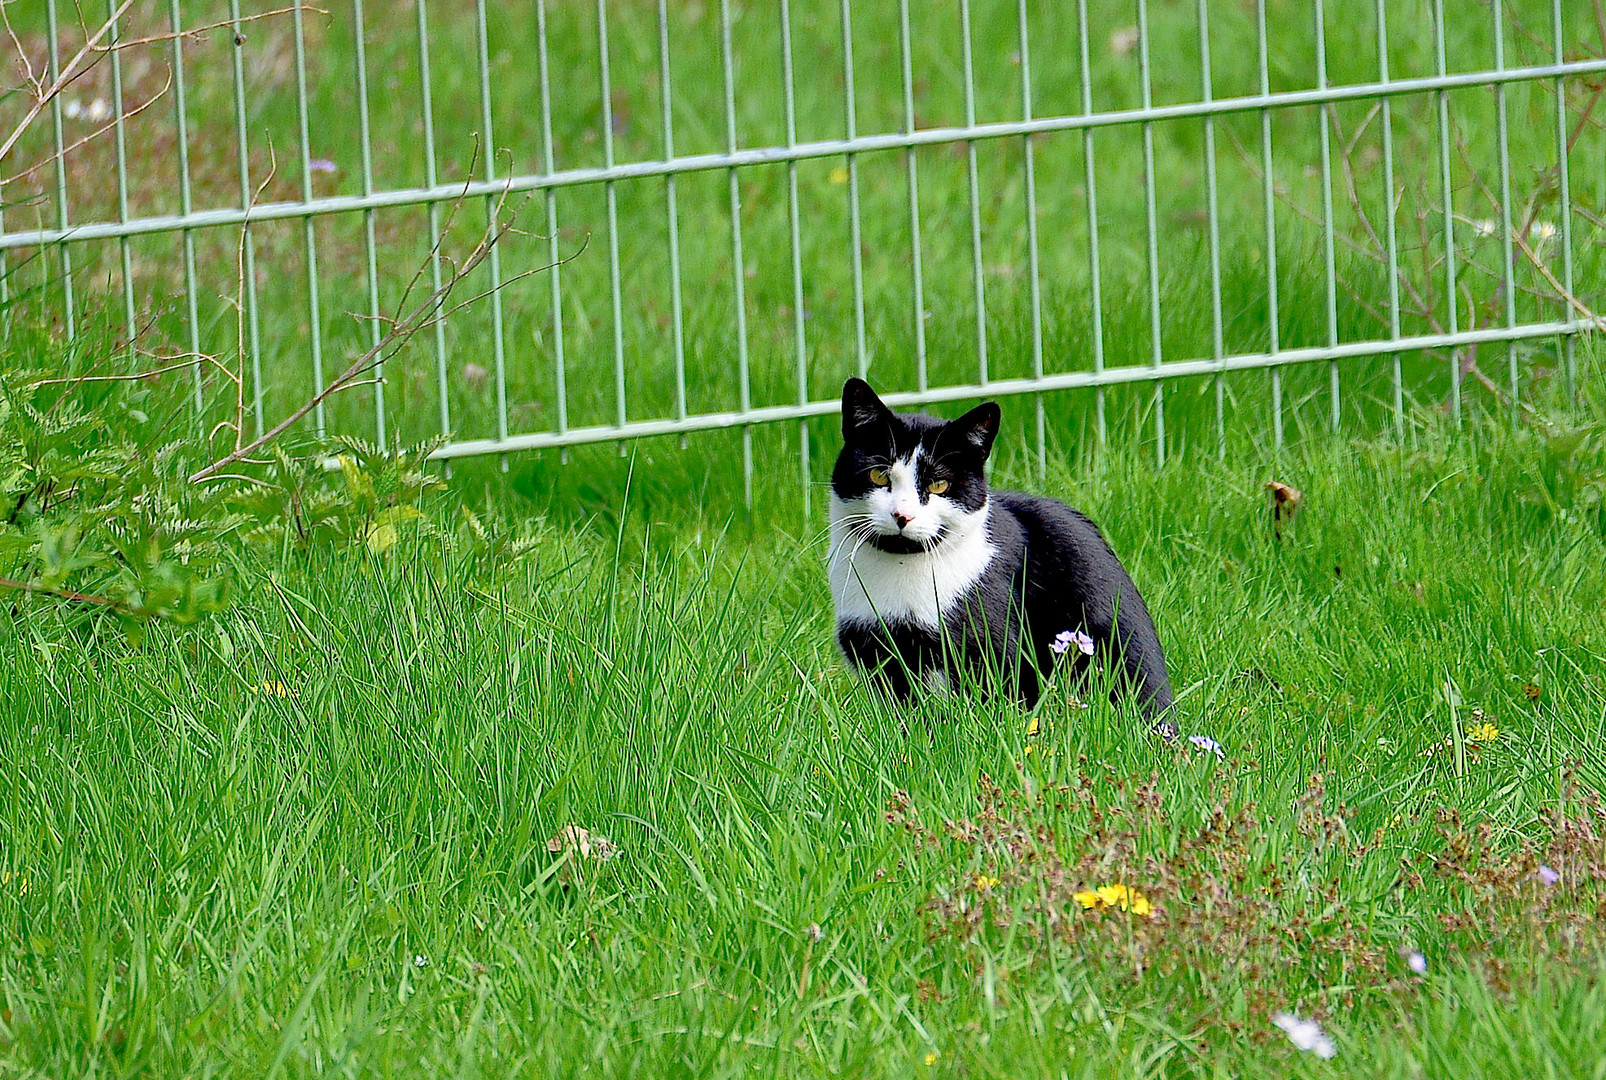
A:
[828,378,1174,724]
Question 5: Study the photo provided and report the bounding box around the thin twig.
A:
[26,352,214,388]
[0,0,136,166]
[0,574,124,610]
[0,69,171,189]
[190,182,581,484]
[0,3,308,169]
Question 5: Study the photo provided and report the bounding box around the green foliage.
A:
[0,341,544,637]
[232,436,450,553]
[0,365,235,634]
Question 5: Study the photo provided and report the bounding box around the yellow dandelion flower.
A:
[973,873,1000,891]
[250,681,297,698]
[1078,882,1154,917]
[1468,721,1499,743]
[924,1050,939,1065]
[1025,715,1041,737]
[1095,884,1129,907]
[829,166,850,185]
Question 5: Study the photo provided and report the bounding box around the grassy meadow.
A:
[4,381,1606,1076]
[3,0,1606,1076]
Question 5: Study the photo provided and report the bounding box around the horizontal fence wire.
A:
[7,60,1604,251]
[0,0,1598,485]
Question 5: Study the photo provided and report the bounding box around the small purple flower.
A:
[1538,864,1560,886]
[309,158,338,174]
[1051,629,1095,657]
[1187,734,1225,761]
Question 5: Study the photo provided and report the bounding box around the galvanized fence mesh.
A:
[0,0,1599,505]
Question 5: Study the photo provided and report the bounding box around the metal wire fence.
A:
[0,0,1599,504]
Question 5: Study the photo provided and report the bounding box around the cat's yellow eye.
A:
[927,479,950,495]
[868,467,890,487]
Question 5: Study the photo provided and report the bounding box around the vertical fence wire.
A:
[1077,0,1106,447]
[414,0,449,458]
[1375,0,1403,439]
[167,0,202,413]
[1434,0,1462,425]
[45,0,76,342]
[719,0,753,506]
[351,0,386,447]
[1553,0,1577,404]
[1314,0,1339,434]
[1136,0,1165,465]
[595,0,627,456]
[779,0,811,515]
[228,0,264,438]
[106,1,135,366]
[958,0,987,388]
[473,0,508,462]
[1257,0,1282,451]
[897,0,928,391]
[1196,0,1225,458]
[535,0,569,457]
[294,0,329,437]
[840,0,868,379]
[1016,0,1045,477]
[1490,0,1520,427]
[656,0,687,442]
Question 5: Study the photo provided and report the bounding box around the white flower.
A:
[413,954,430,968]
[1272,1012,1336,1059]
[1051,629,1095,657]
[65,98,112,122]
[1407,950,1427,974]
[1471,218,1499,238]
[1532,221,1557,242]
[1186,734,1225,760]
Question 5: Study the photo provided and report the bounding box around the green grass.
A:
[3,383,1606,1075]
[5,1,1606,1074]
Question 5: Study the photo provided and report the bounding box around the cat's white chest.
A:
[828,498,995,629]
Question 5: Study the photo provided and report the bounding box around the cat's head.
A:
[830,378,1000,554]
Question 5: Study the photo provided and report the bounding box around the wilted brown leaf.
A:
[1267,481,1303,521]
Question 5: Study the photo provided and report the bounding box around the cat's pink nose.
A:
[892,511,912,530]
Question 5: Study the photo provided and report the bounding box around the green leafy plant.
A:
[0,366,235,636]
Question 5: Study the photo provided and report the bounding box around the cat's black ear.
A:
[951,401,1001,459]
[841,378,892,438]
